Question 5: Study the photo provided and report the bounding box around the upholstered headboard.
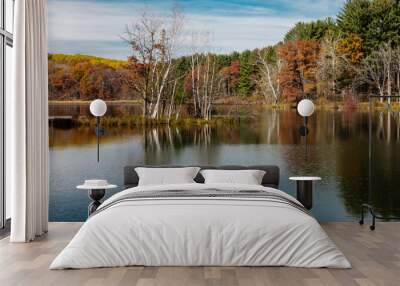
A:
[123,165,280,189]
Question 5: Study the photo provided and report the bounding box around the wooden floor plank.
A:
[0,222,399,286]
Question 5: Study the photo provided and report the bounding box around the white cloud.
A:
[279,0,346,17]
[48,1,133,42]
[185,14,307,54]
[48,0,338,59]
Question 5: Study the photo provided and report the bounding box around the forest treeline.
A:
[49,0,400,119]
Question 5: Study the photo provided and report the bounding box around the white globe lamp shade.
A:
[297,99,315,117]
[90,99,107,117]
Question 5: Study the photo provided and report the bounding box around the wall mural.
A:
[48,0,400,222]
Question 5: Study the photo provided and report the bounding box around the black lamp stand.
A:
[95,116,105,162]
[299,116,309,159]
[359,95,400,230]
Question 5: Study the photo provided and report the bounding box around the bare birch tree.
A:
[358,54,386,97]
[318,33,340,99]
[395,47,400,101]
[380,43,395,102]
[357,43,396,101]
[256,47,281,104]
[123,7,183,118]
[185,33,218,120]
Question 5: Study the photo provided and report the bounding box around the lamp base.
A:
[87,189,106,216]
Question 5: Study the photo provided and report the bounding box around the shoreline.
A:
[48,99,400,111]
[48,99,268,106]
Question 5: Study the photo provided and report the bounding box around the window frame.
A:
[0,0,14,230]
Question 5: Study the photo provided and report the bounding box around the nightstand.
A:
[289,176,321,210]
[77,180,117,216]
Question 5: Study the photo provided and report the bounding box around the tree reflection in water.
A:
[335,110,400,217]
[144,124,213,152]
[49,104,400,220]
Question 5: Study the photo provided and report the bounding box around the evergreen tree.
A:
[284,18,337,41]
[365,0,400,51]
[337,0,371,40]
[336,0,400,53]
[237,50,253,97]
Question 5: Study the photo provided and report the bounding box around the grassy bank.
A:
[75,115,238,128]
[49,98,400,111]
[49,99,142,105]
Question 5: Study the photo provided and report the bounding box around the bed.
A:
[50,165,351,269]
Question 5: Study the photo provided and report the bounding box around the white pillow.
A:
[200,169,266,185]
[135,167,201,186]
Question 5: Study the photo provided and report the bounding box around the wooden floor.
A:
[0,222,399,286]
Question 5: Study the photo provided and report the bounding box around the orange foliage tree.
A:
[277,40,320,101]
[78,63,122,100]
[48,55,139,101]
[218,60,240,97]
[120,56,141,95]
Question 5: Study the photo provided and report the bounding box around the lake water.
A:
[49,103,400,222]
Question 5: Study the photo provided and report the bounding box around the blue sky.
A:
[48,0,346,59]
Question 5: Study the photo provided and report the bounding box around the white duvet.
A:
[50,183,351,269]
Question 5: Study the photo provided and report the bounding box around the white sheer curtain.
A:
[8,0,49,242]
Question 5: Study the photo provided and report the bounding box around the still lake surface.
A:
[49,103,400,222]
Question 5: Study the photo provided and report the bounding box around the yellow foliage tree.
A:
[336,33,364,64]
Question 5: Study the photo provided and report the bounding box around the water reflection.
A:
[144,124,213,152]
[49,104,400,221]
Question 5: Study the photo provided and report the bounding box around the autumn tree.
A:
[79,63,122,100]
[119,56,141,97]
[219,60,240,97]
[48,68,78,100]
[334,33,364,92]
[278,40,320,101]
[71,62,92,83]
[336,33,364,64]
[48,55,136,101]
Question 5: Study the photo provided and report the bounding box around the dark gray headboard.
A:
[124,165,280,189]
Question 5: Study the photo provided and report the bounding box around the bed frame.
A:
[124,165,280,189]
